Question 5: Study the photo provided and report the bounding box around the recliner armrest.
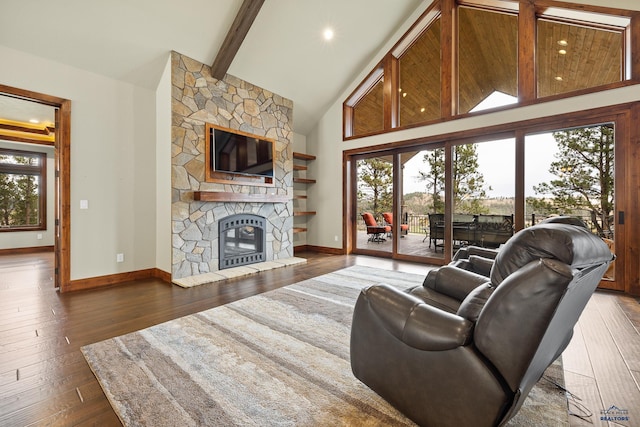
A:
[423,266,490,301]
[363,284,474,351]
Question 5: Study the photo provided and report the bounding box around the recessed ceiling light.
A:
[323,27,334,41]
[420,107,426,113]
[558,49,567,55]
[555,76,563,81]
[29,119,39,124]
[558,40,568,46]
[402,92,407,98]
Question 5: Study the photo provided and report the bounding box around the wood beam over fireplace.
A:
[193,191,289,203]
[210,0,265,80]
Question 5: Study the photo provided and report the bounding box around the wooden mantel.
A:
[193,191,290,203]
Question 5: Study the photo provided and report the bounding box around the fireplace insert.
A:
[219,213,266,270]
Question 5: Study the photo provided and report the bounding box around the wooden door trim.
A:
[0,84,71,292]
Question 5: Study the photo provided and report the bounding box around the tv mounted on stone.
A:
[205,123,275,186]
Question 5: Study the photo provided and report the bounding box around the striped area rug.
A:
[81,265,568,426]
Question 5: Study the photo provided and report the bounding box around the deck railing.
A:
[357,212,609,238]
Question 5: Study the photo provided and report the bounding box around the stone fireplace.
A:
[219,213,266,269]
[171,51,294,281]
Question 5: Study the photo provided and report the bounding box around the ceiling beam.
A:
[211,0,265,80]
[0,122,54,135]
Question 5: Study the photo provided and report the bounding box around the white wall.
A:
[0,45,158,280]
[155,55,172,273]
[0,140,55,249]
[305,0,640,250]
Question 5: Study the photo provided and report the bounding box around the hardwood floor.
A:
[0,251,638,426]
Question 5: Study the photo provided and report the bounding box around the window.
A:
[350,68,385,137]
[344,0,634,139]
[458,6,518,113]
[398,17,441,126]
[0,148,46,231]
[537,16,625,97]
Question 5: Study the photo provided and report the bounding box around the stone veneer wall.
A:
[171,51,294,280]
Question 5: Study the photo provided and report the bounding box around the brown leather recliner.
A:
[350,222,613,427]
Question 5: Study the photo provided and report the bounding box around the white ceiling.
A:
[0,96,55,126]
[0,0,424,134]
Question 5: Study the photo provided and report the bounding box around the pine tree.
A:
[357,158,393,219]
[420,144,491,214]
[0,172,16,226]
[533,125,614,236]
[0,152,40,226]
[13,174,39,225]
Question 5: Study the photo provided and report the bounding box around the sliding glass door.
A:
[451,138,515,251]
[350,124,621,290]
[354,156,393,254]
[525,123,618,289]
[398,148,445,260]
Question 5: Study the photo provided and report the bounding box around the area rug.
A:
[82,265,568,426]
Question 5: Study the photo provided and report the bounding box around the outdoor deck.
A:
[356,230,445,258]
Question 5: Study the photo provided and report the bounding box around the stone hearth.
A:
[172,256,307,288]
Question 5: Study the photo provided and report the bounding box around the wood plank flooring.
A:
[0,251,638,426]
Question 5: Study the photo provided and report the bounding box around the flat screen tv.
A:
[205,123,275,184]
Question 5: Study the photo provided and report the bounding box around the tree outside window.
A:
[0,148,46,231]
[420,145,491,214]
[357,158,393,220]
[528,125,614,237]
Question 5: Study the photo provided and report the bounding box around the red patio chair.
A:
[362,212,391,243]
[382,212,409,237]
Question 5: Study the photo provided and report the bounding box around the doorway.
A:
[0,84,71,291]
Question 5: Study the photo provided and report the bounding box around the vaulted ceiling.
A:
[0,0,424,135]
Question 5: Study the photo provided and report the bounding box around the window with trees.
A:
[344,0,633,138]
[355,156,393,253]
[525,124,614,235]
[0,148,46,231]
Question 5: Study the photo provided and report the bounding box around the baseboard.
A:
[0,245,54,255]
[296,244,345,255]
[152,268,172,283]
[67,268,172,292]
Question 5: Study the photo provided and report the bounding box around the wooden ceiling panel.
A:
[399,19,441,126]
[537,20,622,97]
[458,7,518,113]
[353,80,385,136]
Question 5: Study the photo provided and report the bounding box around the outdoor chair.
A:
[362,212,391,243]
[382,212,409,238]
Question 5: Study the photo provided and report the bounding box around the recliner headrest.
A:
[538,215,589,228]
[490,223,612,286]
